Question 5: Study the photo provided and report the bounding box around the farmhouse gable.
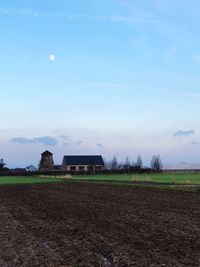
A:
[62,155,104,172]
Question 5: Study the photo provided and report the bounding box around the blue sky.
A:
[1,0,200,168]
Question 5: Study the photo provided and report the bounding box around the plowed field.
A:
[0,183,200,266]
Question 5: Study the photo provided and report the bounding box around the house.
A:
[62,155,104,172]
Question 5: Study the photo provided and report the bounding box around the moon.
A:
[49,54,56,62]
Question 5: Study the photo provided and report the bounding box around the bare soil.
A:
[0,183,200,267]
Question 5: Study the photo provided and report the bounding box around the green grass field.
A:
[0,176,65,185]
[72,173,200,184]
[1,173,200,190]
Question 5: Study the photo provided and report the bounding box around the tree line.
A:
[104,155,163,172]
[0,158,37,173]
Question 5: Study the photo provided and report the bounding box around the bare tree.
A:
[123,156,131,169]
[118,162,123,170]
[103,157,109,170]
[151,155,163,171]
[135,155,143,169]
[0,158,6,170]
[110,156,118,171]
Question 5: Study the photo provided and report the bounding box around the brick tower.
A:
[39,151,54,171]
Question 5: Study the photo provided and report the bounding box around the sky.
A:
[1,0,200,168]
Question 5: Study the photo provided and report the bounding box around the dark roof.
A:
[42,150,53,156]
[63,155,104,166]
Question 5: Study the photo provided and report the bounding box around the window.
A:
[95,166,101,171]
[70,166,76,171]
[78,166,85,171]
[87,166,93,171]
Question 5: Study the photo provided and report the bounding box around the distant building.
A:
[54,165,62,171]
[62,155,104,172]
[12,168,27,173]
[39,150,54,172]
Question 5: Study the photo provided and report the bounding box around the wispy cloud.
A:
[97,143,103,148]
[189,141,200,145]
[58,135,83,146]
[11,136,58,146]
[12,137,35,145]
[59,135,73,146]
[76,140,83,146]
[174,130,195,138]
[35,137,58,146]
[0,7,161,24]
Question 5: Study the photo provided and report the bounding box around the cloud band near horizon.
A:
[174,130,195,138]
